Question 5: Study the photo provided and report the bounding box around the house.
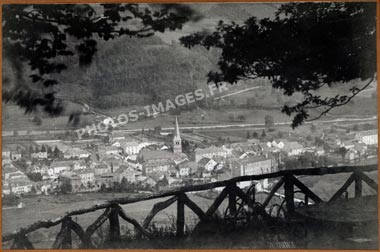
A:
[167,177,181,186]
[231,156,275,177]
[93,162,111,175]
[38,182,53,195]
[314,147,325,156]
[31,145,49,159]
[29,165,42,174]
[339,140,355,150]
[72,160,87,170]
[355,130,378,145]
[282,141,304,156]
[143,159,174,175]
[136,175,157,187]
[266,140,285,149]
[6,178,34,195]
[197,167,212,178]
[139,149,188,165]
[102,158,125,173]
[197,157,218,172]
[195,146,232,162]
[212,156,226,170]
[50,160,73,174]
[120,141,141,155]
[63,148,91,159]
[73,168,95,186]
[176,161,196,177]
[304,146,316,153]
[214,168,233,181]
[29,164,49,174]
[98,145,122,156]
[2,158,12,165]
[2,149,11,160]
[111,131,126,140]
[126,159,142,171]
[58,174,82,192]
[114,165,140,183]
[95,173,117,189]
[257,143,274,154]
[2,183,11,195]
[346,149,359,161]
[11,151,22,161]
[3,164,27,180]
[354,143,367,156]
[230,142,257,154]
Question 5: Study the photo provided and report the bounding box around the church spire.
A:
[173,116,182,153]
[175,116,181,139]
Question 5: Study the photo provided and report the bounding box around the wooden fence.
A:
[3,164,378,249]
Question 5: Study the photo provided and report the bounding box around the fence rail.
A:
[3,164,378,248]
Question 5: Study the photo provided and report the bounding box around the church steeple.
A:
[173,117,182,153]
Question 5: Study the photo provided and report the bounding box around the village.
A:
[2,116,378,203]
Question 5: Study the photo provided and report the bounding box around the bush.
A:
[265,115,274,129]
[237,114,246,121]
[26,172,43,182]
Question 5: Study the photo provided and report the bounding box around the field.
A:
[2,192,222,232]
[3,79,377,133]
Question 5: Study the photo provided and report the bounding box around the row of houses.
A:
[2,163,34,195]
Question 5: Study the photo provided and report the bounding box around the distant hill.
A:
[191,3,277,21]
[53,35,220,110]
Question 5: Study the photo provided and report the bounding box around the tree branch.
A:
[306,76,375,122]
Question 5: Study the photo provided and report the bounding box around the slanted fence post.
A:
[108,205,121,243]
[177,193,185,238]
[250,184,256,205]
[10,234,34,249]
[284,175,295,216]
[52,217,72,249]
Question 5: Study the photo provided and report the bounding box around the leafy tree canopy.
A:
[3,4,198,117]
[180,2,376,128]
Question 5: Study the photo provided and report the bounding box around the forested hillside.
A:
[53,35,219,109]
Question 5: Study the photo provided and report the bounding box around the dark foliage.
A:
[284,152,335,170]
[3,4,197,116]
[180,2,376,127]
[60,179,73,194]
[26,172,43,182]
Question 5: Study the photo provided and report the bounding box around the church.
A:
[140,117,188,176]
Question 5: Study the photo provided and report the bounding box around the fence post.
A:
[227,182,237,217]
[177,193,185,238]
[108,205,121,243]
[304,195,309,206]
[62,217,72,249]
[354,173,362,197]
[284,175,295,216]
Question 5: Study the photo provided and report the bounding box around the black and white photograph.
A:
[1,2,378,249]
